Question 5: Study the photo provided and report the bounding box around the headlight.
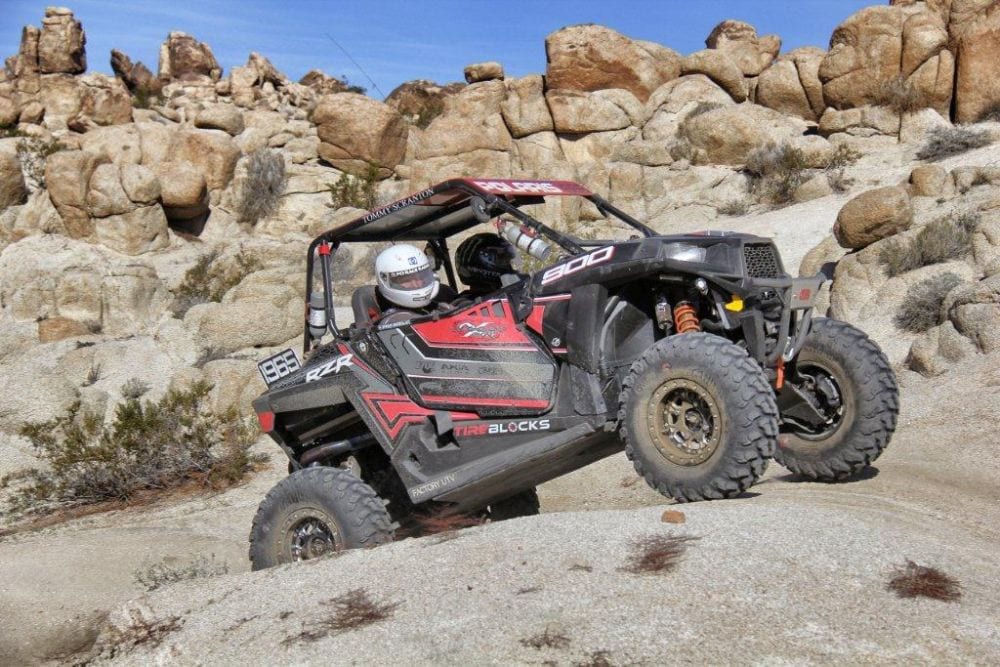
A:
[663,243,707,263]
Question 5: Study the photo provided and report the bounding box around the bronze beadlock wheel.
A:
[647,378,722,466]
[619,333,779,502]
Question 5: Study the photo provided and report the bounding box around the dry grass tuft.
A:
[520,626,572,650]
[887,560,962,602]
[916,126,993,161]
[717,198,750,216]
[894,272,962,333]
[236,149,287,224]
[574,649,615,666]
[871,75,925,114]
[102,614,183,657]
[880,213,978,277]
[287,588,400,643]
[622,534,698,574]
[745,142,808,205]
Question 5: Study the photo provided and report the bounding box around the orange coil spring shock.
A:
[673,302,701,334]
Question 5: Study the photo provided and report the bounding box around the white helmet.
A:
[375,244,440,308]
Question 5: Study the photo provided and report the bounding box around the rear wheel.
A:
[775,318,898,480]
[248,467,394,570]
[619,333,778,502]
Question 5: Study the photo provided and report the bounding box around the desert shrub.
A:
[172,249,262,317]
[894,272,962,332]
[717,198,750,216]
[237,149,287,225]
[120,378,151,400]
[16,137,65,188]
[826,143,861,169]
[887,560,962,601]
[83,363,102,387]
[826,169,854,193]
[916,126,993,161]
[8,381,262,514]
[880,214,977,277]
[134,553,230,592]
[1,122,26,138]
[879,238,923,277]
[329,163,380,210]
[871,75,924,114]
[745,142,808,205]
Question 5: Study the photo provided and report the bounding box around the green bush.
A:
[7,381,263,513]
[172,249,262,317]
[895,273,962,333]
[236,149,287,225]
[916,126,993,161]
[329,163,380,210]
[879,214,978,277]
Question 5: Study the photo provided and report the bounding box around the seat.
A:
[351,285,383,329]
[351,283,460,329]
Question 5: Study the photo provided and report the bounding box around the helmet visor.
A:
[386,267,436,291]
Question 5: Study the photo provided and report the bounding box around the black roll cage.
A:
[302,179,656,353]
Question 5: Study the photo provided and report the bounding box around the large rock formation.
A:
[681,50,747,102]
[819,4,954,116]
[545,24,681,102]
[705,20,781,77]
[385,79,465,128]
[157,31,221,83]
[37,7,86,75]
[756,48,826,121]
[313,93,408,176]
[110,48,160,95]
[951,2,1000,123]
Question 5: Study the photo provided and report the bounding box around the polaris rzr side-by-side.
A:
[247,178,899,569]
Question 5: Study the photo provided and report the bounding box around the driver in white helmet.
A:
[373,244,443,324]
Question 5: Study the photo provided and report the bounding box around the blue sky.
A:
[1,1,876,98]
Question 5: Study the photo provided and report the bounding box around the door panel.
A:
[377,298,557,414]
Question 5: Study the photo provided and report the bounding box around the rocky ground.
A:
[1,346,998,664]
[3,1,1000,664]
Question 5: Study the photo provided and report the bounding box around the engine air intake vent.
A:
[743,243,781,279]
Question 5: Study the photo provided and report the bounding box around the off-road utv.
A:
[248,178,898,569]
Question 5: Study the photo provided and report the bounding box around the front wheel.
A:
[248,467,394,570]
[775,318,899,480]
[619,333,779,502]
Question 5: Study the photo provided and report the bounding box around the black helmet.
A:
[456,233,517,291]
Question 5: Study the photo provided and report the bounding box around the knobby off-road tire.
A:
[619,333,779,502]
[489,488,540,521]
[248,467,394,571]
[775,318,899,481]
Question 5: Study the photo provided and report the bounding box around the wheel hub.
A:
[288,516,338,561]
[647,378,722,466]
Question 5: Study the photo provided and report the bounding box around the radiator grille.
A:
[743,243,782,279]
